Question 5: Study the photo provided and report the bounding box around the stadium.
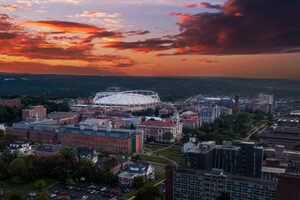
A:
[93,90,162,111]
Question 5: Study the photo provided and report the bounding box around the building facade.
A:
[185,141,263,178]
[137,112,182,142]
[168,167,277,200]
[198,105,220,123]
[60,125,143,153]
[22,105,47,121]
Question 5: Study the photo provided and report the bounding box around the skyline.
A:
[0,0,300,79]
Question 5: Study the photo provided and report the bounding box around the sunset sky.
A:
[0,0,300,79]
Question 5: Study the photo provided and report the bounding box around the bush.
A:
[11,176,23,184]
[35,179,46,189]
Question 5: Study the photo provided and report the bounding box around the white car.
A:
[81,195,88,200]
[50,194,57,198]
[28,192,36,197]
[100,187,106,192]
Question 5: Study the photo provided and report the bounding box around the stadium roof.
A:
[93,90,161,106]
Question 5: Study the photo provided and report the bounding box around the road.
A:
[234,124,267,143]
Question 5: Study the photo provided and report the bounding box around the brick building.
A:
[0,98,21,107]
[22,105,47,121]
[137,112,182,142]
[60,125,143,153]
[6,119,59,144]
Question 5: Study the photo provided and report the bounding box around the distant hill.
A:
[0,73,300,101]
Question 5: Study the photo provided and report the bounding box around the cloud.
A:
[71,11,120,18]
[103,38,175,53]
[105,0,300,56]
[125,30,150,36]
[27,20,105,32]
[167,12,194,22]
[0,61,127,76]
[182,3,198,8]
[194,59,218,64]
[0,14,136,71]
[199,2,223,10]
[0,5,18,11]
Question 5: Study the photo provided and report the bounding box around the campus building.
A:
[60,125,143,153]
[137,111,182,142]
[185,141,263,178]
[198,105,220,123]
[166,166,277,200]
[22,105,47,121]
[6,119,59,144]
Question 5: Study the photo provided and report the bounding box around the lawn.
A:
[157,148,185,167]
[0,178,58,199]
[144,144,163,152]
[137,154,171,165]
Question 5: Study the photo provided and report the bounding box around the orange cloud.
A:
[27,20,105,32]
[0,5,18,11]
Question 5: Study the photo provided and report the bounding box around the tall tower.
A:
[234,94,240,112]
[172,110,180,125]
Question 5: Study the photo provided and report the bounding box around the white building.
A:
[182,137,198,153]
[9,141,32,155]
[118,162,154,186]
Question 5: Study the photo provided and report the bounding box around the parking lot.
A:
[25,182,132,200]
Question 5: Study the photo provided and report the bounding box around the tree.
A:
[134,186,162,200]
[35,179,46,189]
[9,194,21,200]
[163,132,173,141]
[36,189,51,200]
[0,129,4,137]
[133,176,145,189]
[66,177,76,186]
[60,147,77,159]
[8,158,28,180]
[78,157,93,168]
[130,123,135,129]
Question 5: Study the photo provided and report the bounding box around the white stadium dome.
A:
[93,90,161,111]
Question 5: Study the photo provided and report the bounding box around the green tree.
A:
[60,147,77,159]
[8,158,28,180]
[163,132,173,141]
[36,189,51,200]
[78,157,94,168]
[66,177,75,186]
[133,176,145,189]
[35,179,46,189]
[134,186,162,200]
[0,129,5,137]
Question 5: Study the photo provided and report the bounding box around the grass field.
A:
[137,154,171,165]
[0,178,58,199]
[157,148,185,167]
[144,144,164,152]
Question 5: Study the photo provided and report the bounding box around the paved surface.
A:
[25,182,130,200]
[234,124,267,143]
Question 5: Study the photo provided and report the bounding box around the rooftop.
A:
[139,120,174,127]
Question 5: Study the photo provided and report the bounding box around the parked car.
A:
[81,195,88,200]
[50,194,57,198]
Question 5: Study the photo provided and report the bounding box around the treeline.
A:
[1,74,300,101]
[183,111,272,144]
[0,97,70,125]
